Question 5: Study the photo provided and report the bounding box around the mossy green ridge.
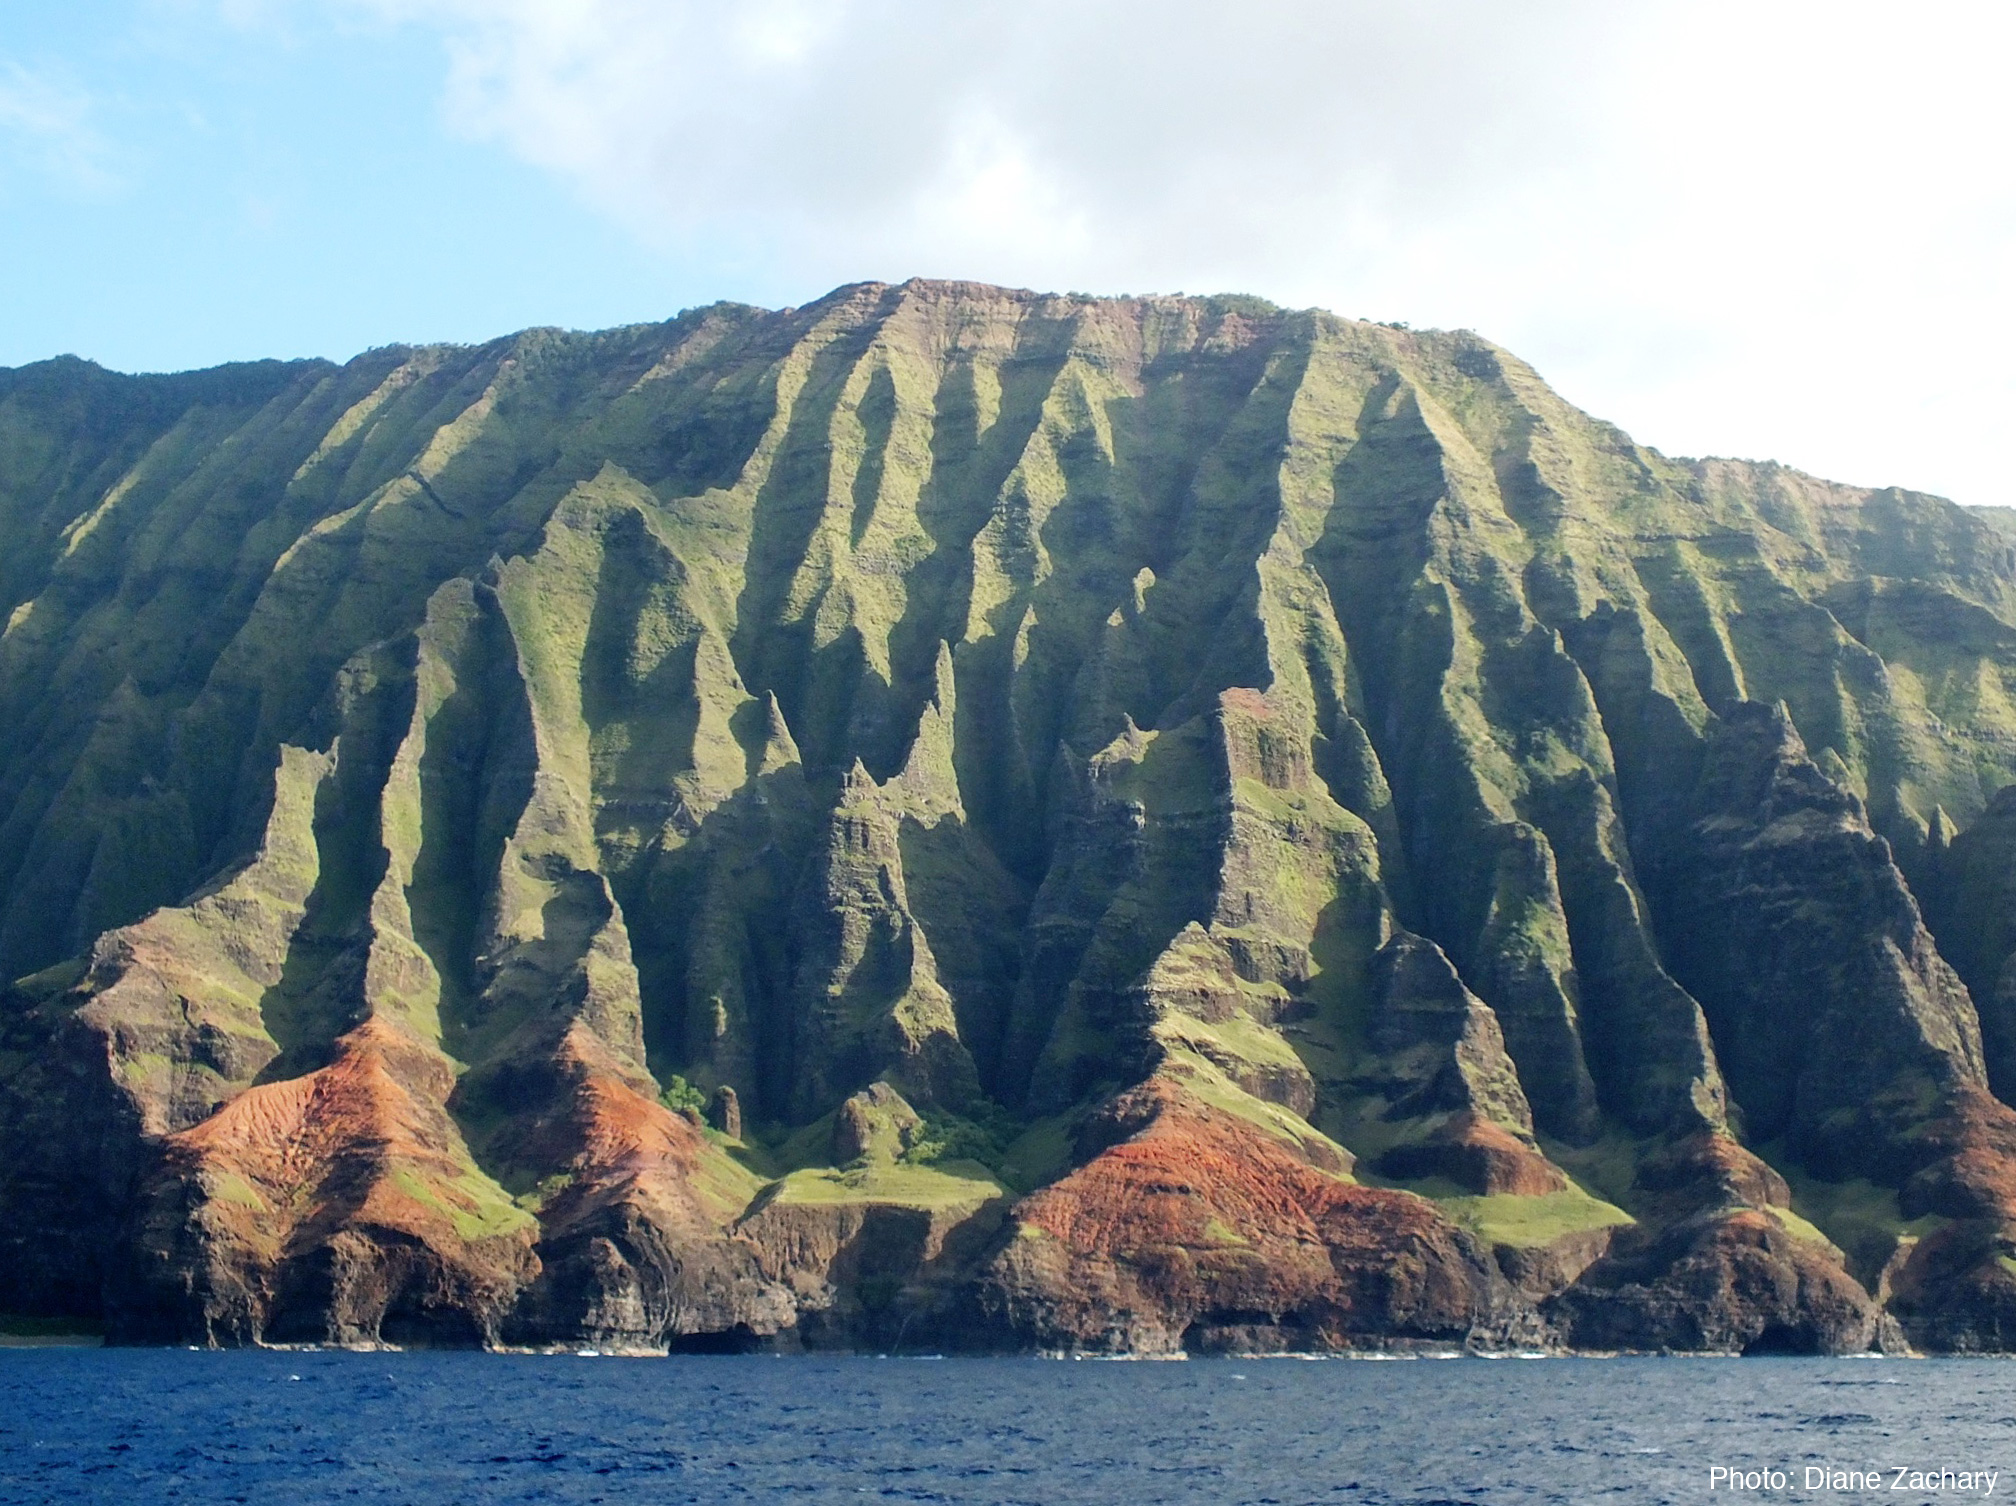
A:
[8,280,2016,1352]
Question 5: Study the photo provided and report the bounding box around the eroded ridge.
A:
[7,281,2016,1350]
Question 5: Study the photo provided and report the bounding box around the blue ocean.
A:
[2,1349,2012,1504]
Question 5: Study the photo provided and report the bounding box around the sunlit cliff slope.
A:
[7,280,2016,1352]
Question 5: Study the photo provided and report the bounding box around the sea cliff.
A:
[6,280,2016,1352]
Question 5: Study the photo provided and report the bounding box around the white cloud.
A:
[324,0,2016,504]
[0,61,121,197]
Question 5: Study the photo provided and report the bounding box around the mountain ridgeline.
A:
[7,280,2016,1353]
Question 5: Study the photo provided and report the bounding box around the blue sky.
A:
[4,2,2013,508]
[0,2,762,371]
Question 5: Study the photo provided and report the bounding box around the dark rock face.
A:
[706,1085,742,1139]
[1549,1208,1881,1355]
[1651,703,1987,1175]
[1927,786,2016,1102]
[7,282,2016,1351]
[738,1192,1010,1352]
[1883,1222,2016,1353]
[1357,933,1567,1195]
[1540,1130,1878,1353]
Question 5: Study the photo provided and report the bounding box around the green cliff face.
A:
[6,280,2016,1352]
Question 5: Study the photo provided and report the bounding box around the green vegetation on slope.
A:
[8,280,2016,1348]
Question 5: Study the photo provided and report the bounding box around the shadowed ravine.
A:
[7,280,2016,1352]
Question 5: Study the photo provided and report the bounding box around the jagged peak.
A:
[1088,714,1153,776]
[928,638,955,710]
[891,642,962,821]
[1698,699,1868,828]
[841,756,878,797]
[754,690,802,776]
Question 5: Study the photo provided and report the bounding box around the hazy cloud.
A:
[319,0,2016,504]
[0,61,122,197]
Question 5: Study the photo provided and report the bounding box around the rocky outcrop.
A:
[1351,932,1566,1195]
[784,766,979,1117]
[1545,1133,1882,1354]
[501,1034,794,1351]
[1549,1208,1881,1355]
[0,743,332,1319]
[1652,703,1990,1174]
[1634,701,2016,1349]
[976,1077,1525,1354]
[10,282,2016,1351]
[113,1017,538,1347]
[1927,785,2016,1102]
[706,1085,741,1138]
[735,1083,1008,1349]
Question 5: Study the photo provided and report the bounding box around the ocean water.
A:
[2,1349,2013,1504]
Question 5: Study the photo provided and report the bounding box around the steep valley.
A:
[6,279,2016,1352]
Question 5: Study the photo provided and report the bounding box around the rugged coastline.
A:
[7,281,2016,1354]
